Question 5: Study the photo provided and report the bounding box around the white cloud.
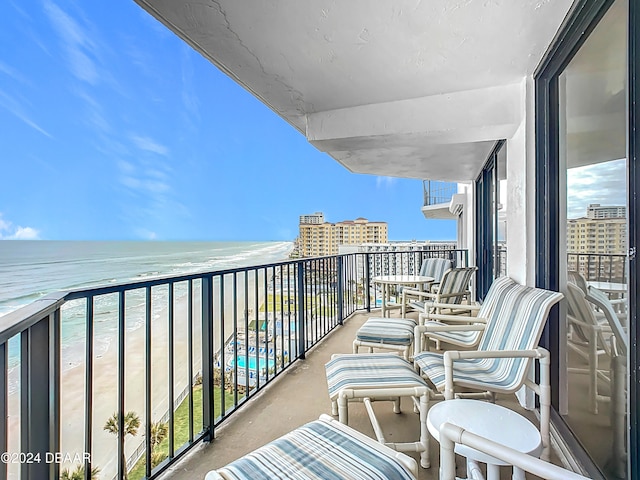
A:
[0,89,53,138]
[0,214,40,240]
[135,228,157,240]
[376,176,397,189]
[130,134,169,156]
[567,158,626,218]
[43,0,99,85]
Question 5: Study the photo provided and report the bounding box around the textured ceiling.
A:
[135,0,575,181]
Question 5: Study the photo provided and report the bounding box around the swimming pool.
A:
[228,356,275,370]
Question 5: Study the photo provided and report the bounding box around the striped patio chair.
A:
[412,274,513,353]
[418,257,453,292]
[413,277,563,460]
[565,282,614,414]
[401,266,477,318]
[582,285,628,478]
[205,414,418,480]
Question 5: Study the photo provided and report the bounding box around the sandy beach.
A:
[6,269,270,480]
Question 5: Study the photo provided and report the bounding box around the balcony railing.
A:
[0,248,466,480]
[422,180,457,207]
[567,252,627,283]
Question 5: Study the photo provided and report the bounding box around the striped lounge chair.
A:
[204,414,418,480]
[413,276,563,460]
[401,266,477,318]
[412,274,513,353]
[419,257,453,291]
[565,282,614,414]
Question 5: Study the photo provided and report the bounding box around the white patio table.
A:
[427,399,542,480]
[373,275,434,317]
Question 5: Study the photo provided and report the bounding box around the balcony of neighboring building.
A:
[421,180,465,220]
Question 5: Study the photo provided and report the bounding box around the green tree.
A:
[60,464,100,480]
[149,420,168,451]
[103,411,141,480]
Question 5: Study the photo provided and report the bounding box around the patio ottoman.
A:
[353,317,417,361]
[325,353,431,468]
[204,414,418,480]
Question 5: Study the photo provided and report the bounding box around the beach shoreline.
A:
[6,268,274,480]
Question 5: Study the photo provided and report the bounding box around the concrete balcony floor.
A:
[161,310,548,480]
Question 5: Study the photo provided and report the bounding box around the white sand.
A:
[6,270,269,480]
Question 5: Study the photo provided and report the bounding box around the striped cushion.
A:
[415,278,563,392]
[586,285,627,355]
[423,321,482,347]
[565,282,597,343]
[326,354,427,400]
[356,317,416,346]
[419,258,453,282]
[215,417,416,480]
[436,267,475,304]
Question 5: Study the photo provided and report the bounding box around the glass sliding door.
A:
[560,1,628,475]
[475,140,506,300]
[536,0,636,476]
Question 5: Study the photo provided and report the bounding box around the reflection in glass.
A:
[559,0,628,477]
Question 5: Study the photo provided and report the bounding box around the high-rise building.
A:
[567,205,627,281]
[299,212,325,225]
[586,204,626,219]
[297,214,388,257]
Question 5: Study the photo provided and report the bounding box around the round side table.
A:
[427,399,542,480]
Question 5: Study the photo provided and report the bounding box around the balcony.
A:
[163,310,539,480]
[421,181,463,220]
[2,249,474,480]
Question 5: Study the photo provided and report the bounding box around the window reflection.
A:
[559,0,628,477]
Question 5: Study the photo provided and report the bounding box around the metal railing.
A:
[567,252,627,283]
[422,180,458,207]
[0,248,467,480]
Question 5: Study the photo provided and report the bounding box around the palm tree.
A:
[103,411,141,480]
[60,464,100,480]
[149,420,168,451]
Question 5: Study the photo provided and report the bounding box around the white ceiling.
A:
[135,0,575,181]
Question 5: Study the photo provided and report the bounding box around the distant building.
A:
[567,204,627,281]
[339,241,458,277]
[586,203,626,219]
[297,214,388,257]
[299,212,325,225]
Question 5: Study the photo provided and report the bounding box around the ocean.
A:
[0,240,293,371]
[0,240,294,317]
[0,241,294,478]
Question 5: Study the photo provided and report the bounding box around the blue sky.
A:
[0,1,456,242]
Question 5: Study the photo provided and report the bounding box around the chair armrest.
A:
[414,322,486,354]
[402,288,437,300]
[442,348,549,399]
[567,317,606,332]
[419,312,484,324]
[422,302,481,314]
[416,323,486,334]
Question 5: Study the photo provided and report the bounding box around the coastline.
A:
[6,270,270,480]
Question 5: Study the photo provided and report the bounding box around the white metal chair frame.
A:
[401,266,477,318]
[413,276,564,461]
[438,422,590,480]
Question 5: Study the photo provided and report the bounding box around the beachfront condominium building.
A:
[299,212,325,225]
[298,214,388,257]
[567,204,627,281]
[586,203,627,219]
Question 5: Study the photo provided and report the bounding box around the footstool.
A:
[205,414,418,479]
[353,317,417,361]
[325,353,432,468]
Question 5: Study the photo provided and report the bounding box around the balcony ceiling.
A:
[135,0,574,182]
